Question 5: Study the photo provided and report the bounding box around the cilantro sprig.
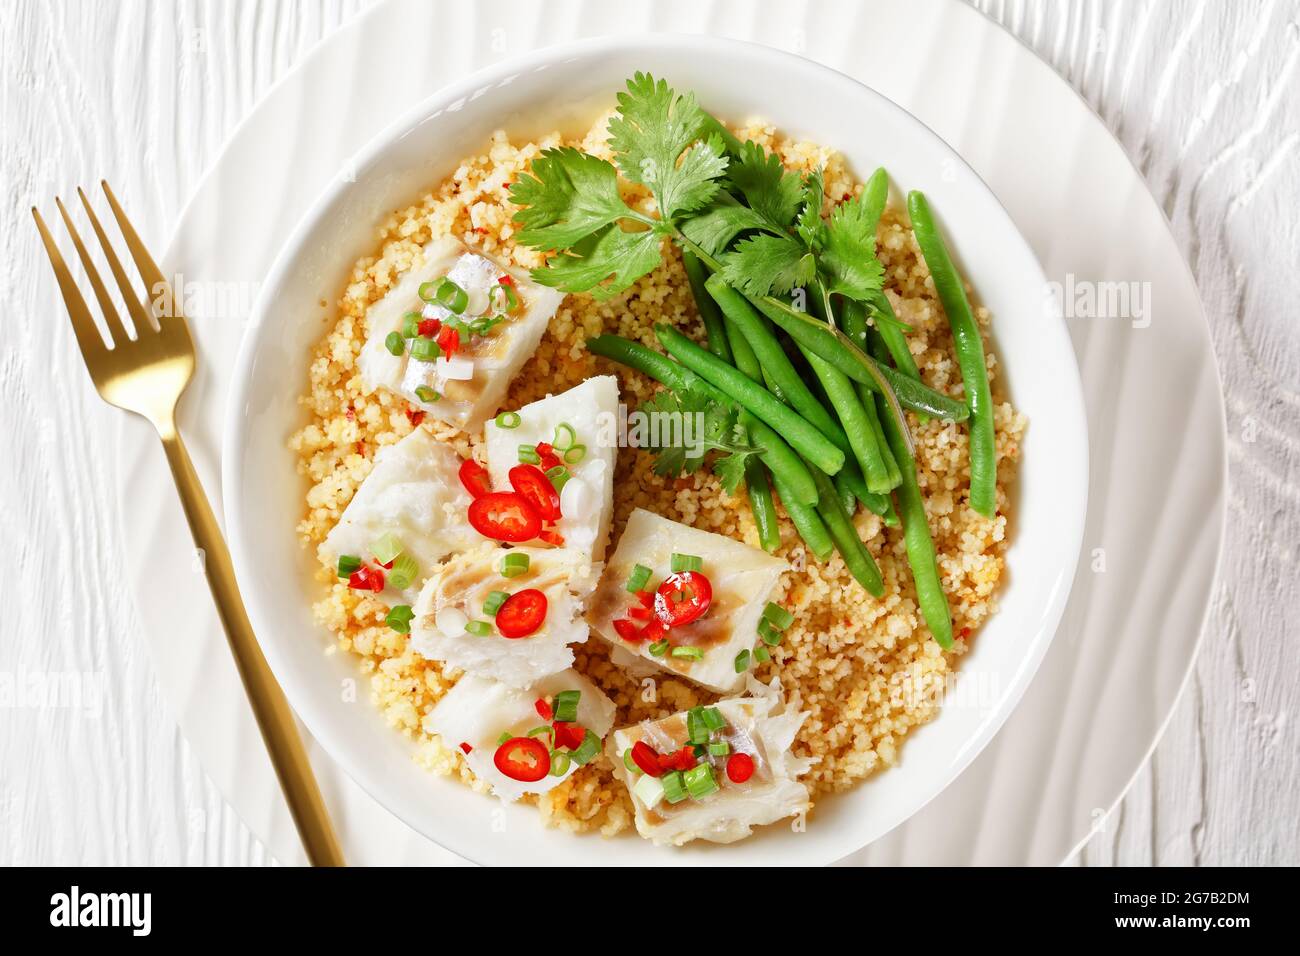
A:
[638,389,761,496]
[509,72,912,451]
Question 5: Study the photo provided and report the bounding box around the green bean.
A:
[715,316,781,552]
[801,347,896,494]
[876,389,953,648]
[653,325,846,477]
[706,275,852,453]
[840,300,903,483]
[907,190,996,517]
[745,457,781,553]
[585,335,819,506]
[869,293,923,385]
[748,295,970,422]
[771,471,834,562]
[810,466,884,597]
[861,167,889,232]
[683,249,731,363]
[832,470,857,516]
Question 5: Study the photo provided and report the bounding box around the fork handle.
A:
[158,421,345,867]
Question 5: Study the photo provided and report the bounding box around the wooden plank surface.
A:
[1,0,1295,865]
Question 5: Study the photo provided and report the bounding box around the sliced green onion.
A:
[384,331,406,356]
[387,553,419,590]
[552,422,576,450]
[526,725,551,738]
[496,731,512,746]
[435,277,469,314]
[754,645,771,664]
[417,280,439,303]
[758,618,783,646]
[671,646,704,661]
[625,564,653,593]
[414,385,440,403]
[686,707,710,746]
[483,590,509,617]
[762,602,795,630]
[493,282,519,313]
[545,465,570,492]
[552,689,580,723]
[701,706,726,731]
[517,445,541,465]
[647,639,669,657]
[549,750,571,777]
[683,763,719,800]
[733,649,750,673]
[633,772,665,808]
[495,411,521,429]
[660,770,689,804]
[708,741,731,756]
[563,444,587,464]
[470,316,504,336]
[570,729,601,766]
[370,533,403,565]
[400,311,421,338]
[410,337,441,362]
[500,552,530,577]
[465,620,492,637]
[336,554,362,578]
[385,605,415,634]
[670,553,703,573]
[623,747,640,774]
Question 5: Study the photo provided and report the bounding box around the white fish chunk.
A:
[357,237,563,431]
[319,428,478,607]
[424,669,616,802]
[484,375,620,560]
[606,676,812,846]
[410,544,600,687]
[587,508,788,693]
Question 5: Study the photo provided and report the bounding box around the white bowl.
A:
[223,33,1087,866]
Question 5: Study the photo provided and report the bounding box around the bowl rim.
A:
[222,31,1088,865]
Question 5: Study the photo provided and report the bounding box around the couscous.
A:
[290,78,1025,845]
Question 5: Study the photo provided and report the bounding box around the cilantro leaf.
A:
[530,224,664,300]
[726,140,805,229]
[818,191,886,301]
[510,147,640,250]
[637,388,758,490]
[720,233,816,297]
[680,201,777,255]
[713,450,758,496]
[608,73,729,220]
[794,167,827,251]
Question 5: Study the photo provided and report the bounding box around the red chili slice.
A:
[534,441,562,471]
[498,274,515,287]
[538,529,565,546]
[405,406,425,427]
[418,318,440,338]
[459,741,473,754]
[634,589,655,609]
[508,464,561,521]
[653,571,712,627]
[640,620,667,643]
[613,618,642,642]
[495,588,548,638]
[627,603,652,622]
[493,736,550,782]
[468,491,541,542]
[657,746,697,773]
[552,721,585,751]
[437,325,460,358]
[348,565,385,593]
[534,698,553,721]
[631,740,662,777]
[458,459,493,499]
[726,752,755,783]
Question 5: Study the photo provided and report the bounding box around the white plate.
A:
[122,0,1224,866]
[222,32,1084,867]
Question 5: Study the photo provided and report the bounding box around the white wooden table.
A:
[2,0,1296,866]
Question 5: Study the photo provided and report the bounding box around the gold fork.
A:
[34,182,344,867]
